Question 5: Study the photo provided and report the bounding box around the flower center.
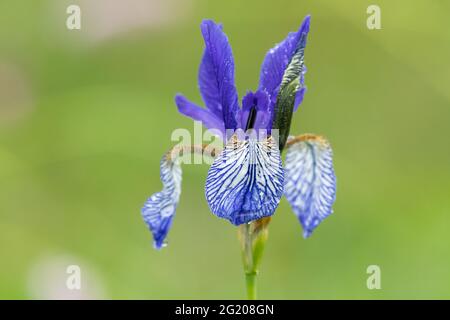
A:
[245,105,257,131]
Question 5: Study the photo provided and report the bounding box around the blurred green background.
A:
[1,0,449,299]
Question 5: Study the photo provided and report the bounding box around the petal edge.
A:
[141,154,182,249]
[284,134,336,237]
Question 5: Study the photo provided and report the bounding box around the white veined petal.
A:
[284,135,336,237]
[141,155,182,249]
[205,135,284,225]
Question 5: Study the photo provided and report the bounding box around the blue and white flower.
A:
[141,15,337,249]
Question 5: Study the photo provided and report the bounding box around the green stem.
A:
[239,218,270,300]
[245,271,257,300]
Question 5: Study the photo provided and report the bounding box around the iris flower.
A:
[141,15,336,298]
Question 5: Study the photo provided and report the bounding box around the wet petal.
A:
[284,135,336,237]
[141,154,182,249]
[266,16,311,151]
[205,134,284,225]
[200,20,240,130]
[259,15,310,115]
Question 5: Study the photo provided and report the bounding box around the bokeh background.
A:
[1,0,449,299]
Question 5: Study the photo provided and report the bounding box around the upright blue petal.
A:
[141,154,182,249]
[200,20,240,130]
[284,135,336,238]
[259,15,310,114]
[205,134,284,225]
[198,25,224,119]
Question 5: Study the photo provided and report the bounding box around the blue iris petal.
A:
[259,15,310,115]
[141,155,182,249]
[205,134,284,225]
[176,19,240,133]
[200,20,240,130]
[175,94,225,138]
[284,136,336,237]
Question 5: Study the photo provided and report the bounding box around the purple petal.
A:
[240,90,271,131]
[259,15,310,113]
[200,20,240,130]
[198,51,222,118]
[175,94,225,137]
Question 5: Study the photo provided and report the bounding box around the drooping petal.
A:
[240,90,271,131]
[259,15,310,115]
[205,134,284,225]
[175,94,225,137]
[141,155,181,249]
[142,145,220,249]
[200,20,240,130]
[284,134,336,238]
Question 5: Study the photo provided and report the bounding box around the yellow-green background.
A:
[1,0,449,299]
